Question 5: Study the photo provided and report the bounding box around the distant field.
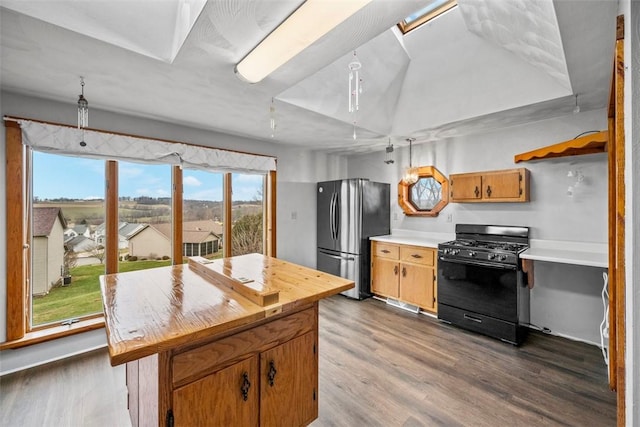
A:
[36,199,261,226]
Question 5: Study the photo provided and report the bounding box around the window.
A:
[231,173,265,256]
[119,161,172,266]
[181,168,224,262]
[3,120,276,346]
[397,0,457,34]
[31,152,105,327]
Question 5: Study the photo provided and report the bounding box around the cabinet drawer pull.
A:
[240,372,251,401]
[411,254,422,259]
[393,265,398,275]
[267,360,277,387]
[381,249,390,253]
[474,186,480,197]
[486,185,492,197]
[402,266,407,277]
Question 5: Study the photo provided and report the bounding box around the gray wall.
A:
[0,91,324,373]
[347,109,609,345]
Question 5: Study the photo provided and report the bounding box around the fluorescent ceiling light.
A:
[235,0,373,84]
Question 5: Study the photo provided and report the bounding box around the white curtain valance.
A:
[18,120,276,173]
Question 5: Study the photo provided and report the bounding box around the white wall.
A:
[347,109,609,345]
[0,91,324,374]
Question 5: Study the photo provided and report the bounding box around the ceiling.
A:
[0,0,618,155]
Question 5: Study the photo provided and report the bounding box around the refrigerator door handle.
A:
[329,192,336,241]
[334,192,340,241]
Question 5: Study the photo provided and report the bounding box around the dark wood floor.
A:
[1,296,616,426]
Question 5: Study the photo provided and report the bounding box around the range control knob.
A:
[468,251,476,257]
[487,253,496,260]
[499,255,507,261]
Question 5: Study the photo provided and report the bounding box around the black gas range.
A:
[437,224,530,345]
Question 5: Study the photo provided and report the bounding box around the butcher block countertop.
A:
[99,253,353,366]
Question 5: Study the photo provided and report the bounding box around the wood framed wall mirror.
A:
[398,166,449,217]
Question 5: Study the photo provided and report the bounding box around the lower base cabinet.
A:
[371,241,437,313]
[127,305,319,427]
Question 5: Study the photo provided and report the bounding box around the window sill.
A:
[0,317,105,350]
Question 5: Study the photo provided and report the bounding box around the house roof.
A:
[119,223,145,238]
[64,235,89,248]
[135,222,221,244]
[73,224,88,234]
[33,207,66,237]
[183,220,224,235]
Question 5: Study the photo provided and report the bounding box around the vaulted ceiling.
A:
[0,0,618,154]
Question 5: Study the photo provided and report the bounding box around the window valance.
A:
[16,119,276,173]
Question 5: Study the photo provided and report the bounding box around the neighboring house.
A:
[95,221,145,249]
[32,207,66,296]
[180,220,222,255]
[64,235,96,253]
[127,225,170,259]
[73,224,91,238]
[128,222,220,258]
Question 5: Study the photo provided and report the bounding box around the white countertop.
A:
[369,229,453,249]
[520,239,608,268]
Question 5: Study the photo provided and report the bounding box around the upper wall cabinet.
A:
[398,166,449,216]
[450,168,530,203]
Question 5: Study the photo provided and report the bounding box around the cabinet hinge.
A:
[519,188,523,195]
[166,409,174,427]
[519,173,523,182]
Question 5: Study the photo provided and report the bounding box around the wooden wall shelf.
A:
[514,130,608,163]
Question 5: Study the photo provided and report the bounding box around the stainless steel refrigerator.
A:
[316,179,390,299]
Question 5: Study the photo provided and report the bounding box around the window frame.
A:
[2,119,277,348]
[397,0,457,35]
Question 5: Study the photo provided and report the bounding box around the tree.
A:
[231,213,263,256]
[63,248,78,276]
[90,244,106,264]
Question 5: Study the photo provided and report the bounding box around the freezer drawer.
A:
[317,249,361,299]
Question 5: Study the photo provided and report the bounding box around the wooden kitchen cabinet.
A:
[127,306,319,427]
[449,168,530,202]
[101,254,351,427]
[172,330,317,427]
[371,241,437,313]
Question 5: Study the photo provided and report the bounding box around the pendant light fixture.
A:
[270,98,277,138]
[77,77,88,129]
[402,138,418,184]
[384,138,394,164]
[348,50,363,140]
[573,94,580,114]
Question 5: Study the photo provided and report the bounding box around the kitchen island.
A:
[100,253,353,427]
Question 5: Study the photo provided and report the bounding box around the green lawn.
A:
[32,260,172,326]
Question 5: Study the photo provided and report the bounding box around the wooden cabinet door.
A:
[399,263,435,311]
[371,257,399,298]
[260,331,317,427]
[483,170,522,200]
[173,356,258,427]
[450,174,482,201]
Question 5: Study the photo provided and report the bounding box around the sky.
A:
[32,151,264,201]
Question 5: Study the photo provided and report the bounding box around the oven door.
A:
[437,257,519,322]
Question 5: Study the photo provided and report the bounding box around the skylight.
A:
[397,0,458,34]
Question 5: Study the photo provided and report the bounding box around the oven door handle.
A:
[438,256,518,270]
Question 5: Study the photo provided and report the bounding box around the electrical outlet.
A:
[446,213,453,223]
